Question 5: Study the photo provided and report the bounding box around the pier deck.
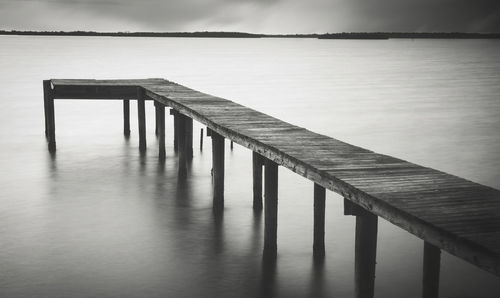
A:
[44,78,500,296]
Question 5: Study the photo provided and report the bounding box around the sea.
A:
[1,35,499,297]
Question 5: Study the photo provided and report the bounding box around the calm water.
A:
[1,36,499,297]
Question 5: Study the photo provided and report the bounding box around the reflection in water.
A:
[212,208,225,255]
[309,255,326,298]
[46,151,57,178]
[261,252,278,298]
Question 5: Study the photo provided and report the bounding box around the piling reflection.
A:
[46,151,57,177]
[260,252,278,298]
[309,254,326,298]
[212,209,225,255]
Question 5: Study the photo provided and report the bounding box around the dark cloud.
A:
[0,0,499,32]
[346,0,500,32]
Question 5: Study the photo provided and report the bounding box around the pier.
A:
[43,78,500,298]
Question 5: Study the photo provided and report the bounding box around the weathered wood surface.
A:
[49,78,500,276]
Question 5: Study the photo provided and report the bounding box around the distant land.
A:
[1,30,500,39]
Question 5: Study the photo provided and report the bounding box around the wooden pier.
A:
[43,78,500,298]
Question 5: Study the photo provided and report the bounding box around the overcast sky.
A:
[1,0,499,33]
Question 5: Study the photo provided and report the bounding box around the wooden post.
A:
[186,116,193,159]
[252,152,263,211]
[313,183,326,257]
[355,211,378,298]
[170,109,178,153]
[137,88,146,153]
[200,128,204,151]
[157,103,166,161]
[212,131,225,211]
[422,242,441,298]
[177,113,188,177]
[123,99,130,137]
[43,80,56,153]
[43,81,49,139]
[264,159,278,257]
[154,102,159,137]
[230,141,234,150]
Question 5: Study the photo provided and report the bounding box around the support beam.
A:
[252,152,263,211]
[355,211,378,298]
[177,113,188,177]
[43,80,56,152]
[423,242,441,298]
[264,159,278,257]
[137,88,146,152]
[212,131,225,211]
[156,103,166,161]
[345,198,366,216]
[123,99,130,137]
[313,183,326,257]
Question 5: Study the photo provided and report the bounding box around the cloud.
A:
[345,0,500,32]
[0,0,499,32]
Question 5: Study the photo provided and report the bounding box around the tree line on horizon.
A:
[1,30,499,39]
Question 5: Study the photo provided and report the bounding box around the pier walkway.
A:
[43,79,500,298]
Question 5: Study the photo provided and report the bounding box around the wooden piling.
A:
[186,116,193,159]
[252,152,263,211]
[313,183,326,257]
[264,159,278,257]
[423,242,441,298]
[200,128,204,151]
[43,81,49,138]
[123,99,130,137]
[177,113,188,176]
[157,103,166,161]
[43,80,56,152]
[171,109,179,153]
[355,211,378,298]
[212,131,225,211]
[154,102,159,137]
[137,88,146,152]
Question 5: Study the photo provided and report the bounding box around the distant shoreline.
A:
[1,30,500,39]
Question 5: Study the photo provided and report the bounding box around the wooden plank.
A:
[53,85,138,99]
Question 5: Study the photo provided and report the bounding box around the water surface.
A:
[1,36,500,297]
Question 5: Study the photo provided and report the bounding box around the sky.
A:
[0,0,499,33]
